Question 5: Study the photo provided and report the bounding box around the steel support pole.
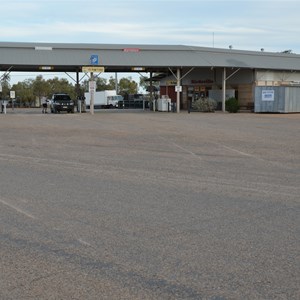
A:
[76,71,80,112]
[150,72,155,111]
[90,72,94,115]
[150,72,153,101]
[176,68,180,113]
[222,68,226,112]
[115,72,118,93]
[76,71,80,94]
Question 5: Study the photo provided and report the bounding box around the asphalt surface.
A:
[0,108,299,299]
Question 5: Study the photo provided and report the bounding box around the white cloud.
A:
[2,0,299,86]
[0,0,299,54]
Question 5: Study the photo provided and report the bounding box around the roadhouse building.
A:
[1,42,300,113]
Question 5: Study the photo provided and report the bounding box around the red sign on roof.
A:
[123,48,140,53]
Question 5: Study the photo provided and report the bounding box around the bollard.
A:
[3,101,7,114]
[77,100,82,113]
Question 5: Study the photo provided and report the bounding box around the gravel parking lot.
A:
[0,109,299,299]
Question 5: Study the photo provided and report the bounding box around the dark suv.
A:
[50,93,74,113]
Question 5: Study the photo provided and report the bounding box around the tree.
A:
[32,76,50,106]
[83,76,137,95]
[118,77,138,96]
[82,77,113,92]
[95,77,108,91]
[11,80,35,107]
[47,77,76,99]
[0,73,11,100]
[139,74,160,93]
[107,76,117,91]
[95,76,115,91]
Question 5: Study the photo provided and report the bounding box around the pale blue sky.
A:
[1,0,300,84]
[1,0,299,51]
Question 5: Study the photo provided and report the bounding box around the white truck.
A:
[84,90,123,109]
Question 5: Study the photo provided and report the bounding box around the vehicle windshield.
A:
[54,95,71,101]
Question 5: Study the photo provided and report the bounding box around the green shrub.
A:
[192,97,217,112]
[225,97,239,113]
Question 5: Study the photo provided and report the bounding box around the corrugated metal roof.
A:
[1,42,300,72]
